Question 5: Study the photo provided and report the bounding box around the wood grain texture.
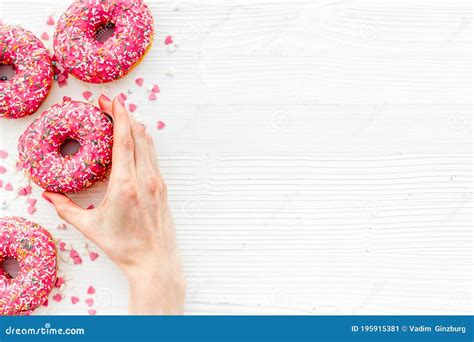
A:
[0,0,472,315]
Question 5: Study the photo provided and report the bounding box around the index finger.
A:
[99,95,135,180]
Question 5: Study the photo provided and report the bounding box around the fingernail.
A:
[118,95,125,106]
[100,94,111,102]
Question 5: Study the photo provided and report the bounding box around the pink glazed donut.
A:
[53,0,154,83]
[0,25,53,119]
[0,217,57,315]
[18,100,113,193]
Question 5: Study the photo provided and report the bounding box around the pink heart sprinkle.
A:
[52,293,63,302]
[165,35,173,45]
[18,185,32,196]
[47,16,55,26]
[120,93,127,101]
[70,249,79,258]
[59,241,66,252]
[152,84,160,93]
[5,183,13,191]
[157,121,166,130]
[88,309,97,316]
[87,286,96,295]
[58,79,68,87]
[86,204,95,210]
[40,32,49,40]
[27,206,36,215]
[128,103,137,112]
[89,252,99,261]
[82,91,93,101]
[63,96,72,102]
[148,92,157,101]
[0,166,6,174]
[55,277,65,288]
[27,198,37,206]
[85,298,94,307]
[0,150,8,158]
[135,78,144,86]
[73,256,83,265]
[71,296,80,305]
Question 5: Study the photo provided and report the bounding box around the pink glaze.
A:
[18,101,113,193]
[0,25,53,119]
[0,217,57,315]
[53,0,155,83]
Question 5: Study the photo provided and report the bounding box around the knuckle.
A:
[117,181,137,199]
[120,138,135,150]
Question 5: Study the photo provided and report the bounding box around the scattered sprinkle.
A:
[59,241,67,252]
[18,185,32,196]
[0,150,8,158]
[27,198,37,206]
[52,293,63,302]
[120,93,127,101]
[157,121,166,130]
[148,93,157,101]
[63,96,72,102]
[0,166,6,174]
[5,183,13,191]
[88,309,97,316]
[86,204,95,210]
[87,286,96,295]
[82,91,93,101]
[73,255,83,265]
[27,206,37,215]
[71,296,80,305]
[70,249,79,258]
[135,78,144,87]
[40,32,49,41]
[47,16,55,26]
[85,298,94,307]
[151,84,160,93]
[128,103,137,112]
[55,277,65,288]
[89,251,99,261]
[165,35,173,45]
[57,223,67,230]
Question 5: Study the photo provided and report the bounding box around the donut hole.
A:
[60,138,81,157]
[2,258,20,278]
[94,21,115,42]
[0,64,15,82]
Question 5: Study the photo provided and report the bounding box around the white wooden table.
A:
[0,0,472,315]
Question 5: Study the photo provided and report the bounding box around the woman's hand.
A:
[42,95,186,314]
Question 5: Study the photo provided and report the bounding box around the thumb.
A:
[42,191,92,237]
